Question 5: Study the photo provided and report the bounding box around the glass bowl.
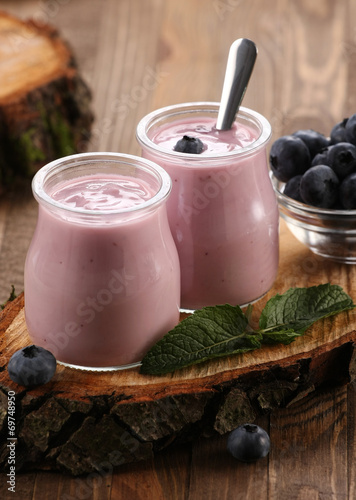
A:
[270,171,356,264]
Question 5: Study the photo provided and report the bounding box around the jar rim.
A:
[136,102,271,161]
[32,152,172,217]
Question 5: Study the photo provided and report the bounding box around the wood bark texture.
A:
[0,11,94,186]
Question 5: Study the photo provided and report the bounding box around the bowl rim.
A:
[270,171,356,218]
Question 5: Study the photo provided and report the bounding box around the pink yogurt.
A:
[137,103,279,310]
[24,153,180,369]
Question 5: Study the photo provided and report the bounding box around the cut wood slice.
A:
[0,222,356,475]
[0,10,94,185]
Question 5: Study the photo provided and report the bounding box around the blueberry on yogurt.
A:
[174,135,205,154]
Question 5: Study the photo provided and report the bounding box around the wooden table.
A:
[0,0,355,498]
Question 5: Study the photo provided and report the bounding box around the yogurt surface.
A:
[51,174,154,211]
[151,116,258,154]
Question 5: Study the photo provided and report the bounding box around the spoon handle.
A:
[216,38,257,131]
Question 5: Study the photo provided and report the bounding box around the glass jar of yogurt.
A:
[24,152,180,370]
[136,102,279,311]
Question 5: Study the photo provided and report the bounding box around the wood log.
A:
[0,222,356,475]
[0,11,94,187]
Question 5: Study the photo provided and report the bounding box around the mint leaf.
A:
[259,284,355,344]
[259,329,303,345]
[140,284,355,375]
[140,304,261,375]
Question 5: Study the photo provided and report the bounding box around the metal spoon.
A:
[216,38,258,131]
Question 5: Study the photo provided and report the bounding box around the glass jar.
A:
[136,102,279,311]
[24,152,180,370]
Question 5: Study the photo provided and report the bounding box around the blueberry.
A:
[269,135,311,182]
[292,129,329,159]
[311,146,331,167]
[330,118,348,144]
[284,175,303,202]
[326,142,356,180]
[8,345,57,387]
[300,165,339,208]
[340,172,356,209]
[345,113,356,146]
[174,135,204,154]
[227,423,270,462]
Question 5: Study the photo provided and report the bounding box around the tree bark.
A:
[0,11,94,187]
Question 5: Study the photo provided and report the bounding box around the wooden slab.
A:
[1,221,356,475]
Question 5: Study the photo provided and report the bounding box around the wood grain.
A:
[0,11,94,183]
[0,0,356,497]
[269,385,349,499]
[0,11,72,102]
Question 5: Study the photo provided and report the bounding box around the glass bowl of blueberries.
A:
[269,113,356,264]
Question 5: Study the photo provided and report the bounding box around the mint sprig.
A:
[140,284,355,375]
[259,284,354,343]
